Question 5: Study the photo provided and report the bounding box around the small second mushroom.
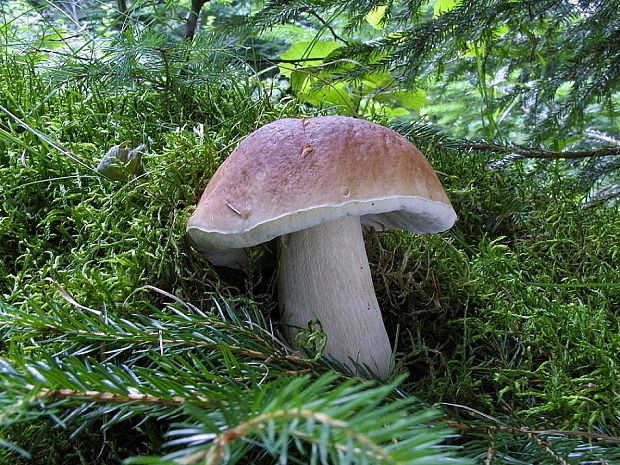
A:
[187,116,456,379]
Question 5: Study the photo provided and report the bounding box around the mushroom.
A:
[187,116,456,379]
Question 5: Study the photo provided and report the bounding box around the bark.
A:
[185,0,210,40]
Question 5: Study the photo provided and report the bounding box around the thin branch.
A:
[187,408,391,465]
[484,429,496,465]
[400,124,620,160]
[586,130,620,146]
[584,190,620,207]
[117,0,127,13]
[117,0,130,33]
[304,9,349,46]
[456,142,620,160]
[38,388,209,407]
[430,140,620,159]
[255,56,328,64]
[185,0,210,40]
[0,318,307,364]
[25,369,307,409]
[527,432,571,465]
[448,421,620,443]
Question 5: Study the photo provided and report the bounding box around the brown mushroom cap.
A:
[187,116,456,264]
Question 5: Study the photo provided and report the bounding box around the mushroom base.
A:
[277,215,393,379]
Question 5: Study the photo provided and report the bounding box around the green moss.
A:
[368,149,619,433]
[1,36,618,463]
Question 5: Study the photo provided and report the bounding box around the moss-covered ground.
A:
[1,46,618,463]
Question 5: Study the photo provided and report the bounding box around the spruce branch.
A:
[0,298,470,464]
[38,388,208,408]
[128,375,466,465]
[448,420,620,444]
[393,121,620,160]
[195,407,394,465]
[302,8,349,46]
[443,410,620,463]
[448,143,620,160]
[0,301,294,363]
[527,432,571,465]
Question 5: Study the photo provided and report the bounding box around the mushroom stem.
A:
[277,215,393,379]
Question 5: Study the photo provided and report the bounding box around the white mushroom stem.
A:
[277,215,393,379]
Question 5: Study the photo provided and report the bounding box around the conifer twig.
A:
[1,317,299,362]
[407,130,620,159]
[184,408,394,465]
[452,142,620,159]
[304,9,349,45]
[38,388,211,407]
[448,421,620,443]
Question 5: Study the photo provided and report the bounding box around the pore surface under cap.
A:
[187,115,457,251]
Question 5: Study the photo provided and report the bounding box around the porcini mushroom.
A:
[187,116,456,379]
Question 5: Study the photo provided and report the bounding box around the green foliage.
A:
[238,0,620,203]
[278,39,356,111]
[1,1,619,464]
[274,37,428,117]
[237,0,620,211]
[248,0,620,142]
[0,300,469,465]
[365,131,620,434]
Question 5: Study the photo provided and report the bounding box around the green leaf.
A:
[366,5,388,30]
[280,41,355,110]
[297,77,355,109]
[39,32,67,49]
[361,71,393,89]
[434,0,461,17]
[495,24,510,36]
[555,81,575,97]
[278,40,342,77]
[375,89,428,111]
